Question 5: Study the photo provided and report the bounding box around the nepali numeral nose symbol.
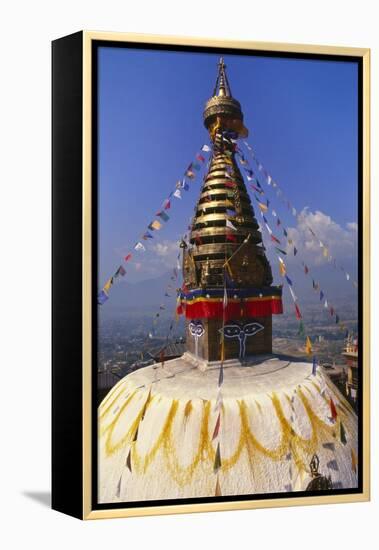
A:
[189,321,205,356]
[220,322,264,358]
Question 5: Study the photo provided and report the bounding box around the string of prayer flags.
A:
[242,140,358,291]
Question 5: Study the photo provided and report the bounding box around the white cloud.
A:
[284,208,358,266]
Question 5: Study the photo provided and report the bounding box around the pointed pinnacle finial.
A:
[213,57,232,98]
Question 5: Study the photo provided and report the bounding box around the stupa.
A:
[98,59,358,503]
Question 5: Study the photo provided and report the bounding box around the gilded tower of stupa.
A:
[179,59,282,361]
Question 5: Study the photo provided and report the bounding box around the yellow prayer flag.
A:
[258,202,268,212]
[279,262,286,277]
[103,278,113,293]
[151,220,162,230]
[305,336,312,355]
[323,246,329,257]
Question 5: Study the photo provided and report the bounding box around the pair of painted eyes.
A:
[189,322,205,337]
[221,323,264,338]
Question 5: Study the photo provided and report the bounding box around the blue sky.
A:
[98,46,358,295]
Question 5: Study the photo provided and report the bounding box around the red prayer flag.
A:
[330,398,338,421]
[212,413,221,440]
[295,303,302,320]
[124,253,132,262]
[225,181,236,188]
[304,265,309,274]
[196,154,205,163]
[226,233,237,242]
[271,235,281,244]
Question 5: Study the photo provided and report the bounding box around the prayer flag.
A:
[335,315,340,324]
[115,265,126,277]
[157,210,170,222]
[226,219,237,230]
[192,162,201,171]
[97,290,109,305]
[330,398,338,421]
[289,286,297,303]
[305,336,312,355]
[324,299,328,308]
[298,320,305,336]
[226,232,237,242]
[223,286,228,309]
[258,202,268,212]
[103,277,113,293]
[271,235,281,244]
[226,209,236,217]
[124,253,132,262]
[126,448,132,472]
[265,223,273,235]
[142,231,153,240]
[215,476,222,497]
[218,363,224,387]
[351,448,357,474]
[295,303,302,320]
[173,189,182,199]
[279,260,286,277]
[312,356,317,376]
[320,291,324,301]
[293,246,298,256]
[212,413,221,440]
[196,153,205,163]
[134,242,146,251]
[201,144,211,152]
[340,421,347,445]
[151,220,162,230]
[214,442,222,473]
[225,181,236,188]
[285,275,293,287]
[304,264,309,274]
[163,199,171,210]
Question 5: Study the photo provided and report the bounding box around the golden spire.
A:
[203,57,248,139]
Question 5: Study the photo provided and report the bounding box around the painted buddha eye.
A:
[195,325,205,337]
[222,324,242,337]
[243,322,264,336]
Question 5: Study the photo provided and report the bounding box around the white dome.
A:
[98,354,358,503]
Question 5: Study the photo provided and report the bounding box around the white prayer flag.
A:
[134,242,146,251]
[226,219,237,230]
[173,189,182,199]
[202,144,211,152]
